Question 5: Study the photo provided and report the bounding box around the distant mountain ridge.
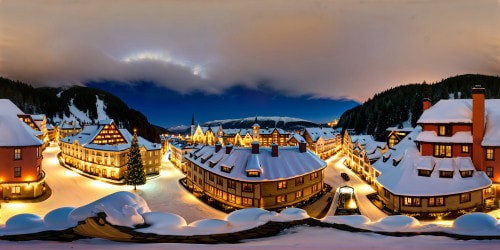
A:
[0,77,161,142]
[202,116,321,131]
[337,74,500,140]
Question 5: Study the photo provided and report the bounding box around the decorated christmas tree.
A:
[124,129,146,190]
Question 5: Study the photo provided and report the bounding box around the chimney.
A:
[472,85,485,171]
[299,141,307,153]
[215,142,222,153]
[225,144,233,154]
[251,141,260,154]
[422,98,431,112]
[271,143,278,157]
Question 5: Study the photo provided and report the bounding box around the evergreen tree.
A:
[124,129,146,190]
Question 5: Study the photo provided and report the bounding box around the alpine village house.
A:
[60,119,162,181]
[0,100,46,200]
[185,141,327,210]
[345,86,497,215]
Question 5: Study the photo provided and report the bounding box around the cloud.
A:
[0,0,498,101]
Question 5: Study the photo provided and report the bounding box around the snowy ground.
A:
[0,226,498,250]
[0,143,226,224]
[324,154,387,221]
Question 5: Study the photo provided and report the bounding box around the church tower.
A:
[191,113,195,138]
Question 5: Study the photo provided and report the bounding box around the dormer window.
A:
[460,170,473,178]
[418,169,432,177]
[438,125,452,136]
[247,171,260,177]
[221,165,232,173]
[439,171,453,178]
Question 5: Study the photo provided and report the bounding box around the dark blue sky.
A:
[87,81,359,128]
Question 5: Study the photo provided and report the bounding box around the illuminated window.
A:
[428,197,445,207]
[276,195,287,203]
[461,145,470,153]
[14,167,21,178]
[295,176,304,186]
[14,148,22,160]
[242,197,253,206]
[439,171,453,178]
[295,190,303,199]
[460,170,473,178]
[418,169,432,177]
[433,144,452,158]
[486,167,494,177]
[247,171,260,177]
[242,183,253,192]
[312,184,318,192]
[311,172,319,179]
[12,186,21,194]
[277,181,287,190]
[460,192,471,203]
[486,148,494,160]
[228,194,236,203]
[438,125,452,136]
[403,197,421,207]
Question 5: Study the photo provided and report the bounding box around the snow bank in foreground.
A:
[2,191,500,238]
[70,191,150,228]
[451,213,500,236]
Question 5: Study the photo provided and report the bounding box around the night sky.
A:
[1,1,498,127]
[87,81,359,128]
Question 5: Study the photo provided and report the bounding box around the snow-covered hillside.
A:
[202,116,320,130]
[50,95,109,124]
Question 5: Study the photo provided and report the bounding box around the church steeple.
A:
[190,113,195,138]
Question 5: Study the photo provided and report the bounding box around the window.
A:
[428,197,445,207]
[12,186,21,194]
[217,176,223,186]
[312,184,318,192]
[14,167,21,178]
[242,197,253,206]
[277,181,287,190]
[295,176,304,186]
[433,144,452,158]
[486,148,494,160]
[194,175,197,183]
[461,145,470,153]
[486,167,494,178]
[242,183,253,192]
[247,171,260,177]
[418,169,432,177]
[296,190,303,199]
[460,192,471,203]
[208,173,215,182]
[439,171,453,178]
[460,170,473,178]
[228,194,236,203]
[14,148,22,160]
[221,165,232,173]
[311,172,319,180]
[403,197,421,207]
[384,188,391,198]
[438,125,452,136]
[228,180,236,189]
[276,195,287,203]
[216,189,223,197]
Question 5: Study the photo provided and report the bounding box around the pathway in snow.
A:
[0,143,226,224]
[324,153,387,221]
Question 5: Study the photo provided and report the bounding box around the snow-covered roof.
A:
[351,135,387,153]
[60,120,160,152]
[186,145,326,182]
[60,121,82,130]
[223,129,240,136]
[386,126,414,132]
[415,131,472,144]
[30,114,45,121]
[289,133,306,143]
[304,127,337,142]
[239,129,253,136]
[417,99,473,124]
[0,99,43,147]
[374,127,491,196]
[259,128,286,135]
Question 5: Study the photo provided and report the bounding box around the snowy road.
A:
[324,153,387,221]
[0,143,226,224]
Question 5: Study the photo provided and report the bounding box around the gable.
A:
[91,122,127,145]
